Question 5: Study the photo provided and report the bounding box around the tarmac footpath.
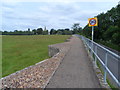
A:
[46,35,101,88]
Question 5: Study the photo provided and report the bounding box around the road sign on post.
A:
[88,17,98,70]
[88,17,98,42]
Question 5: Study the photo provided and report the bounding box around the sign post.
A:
[88,17,98,46]
[88,17,98,66]
[88,17,98,41]
[92,26,94,42]
[91,26,94,57]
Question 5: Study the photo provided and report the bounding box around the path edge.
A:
[80,38,111,89]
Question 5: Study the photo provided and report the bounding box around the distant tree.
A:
[32,29,37,35]
[3,31,8,35]
[28,28,30,32]
[65,28,70,31]
[14,30,18,32]
[14,30,19,35]
[37,28,43,35]
[63,28,72,35]
[57,29,64,35]
[50,29,53,35]
[46,30,48,35]
[50,29,56,35]
[56,31,62,35]
[72,23,82,34]
[72,23,80,30]
[28,28,31,35]
[63,30,72,35]
[0,31,2,35]
[43,30,48,35]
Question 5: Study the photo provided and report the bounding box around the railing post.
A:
[95,45,97,67]
[86,39,89,50]
[80,35,120,87]
[104,52,108,83]
[91,41,93,56]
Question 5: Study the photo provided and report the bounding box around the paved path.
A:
[46,36,101,88]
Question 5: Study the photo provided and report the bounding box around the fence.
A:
[78,35,120,87]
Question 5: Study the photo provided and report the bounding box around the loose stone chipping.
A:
[1,36,73,88]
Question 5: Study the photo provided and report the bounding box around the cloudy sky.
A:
[1,0,119,31]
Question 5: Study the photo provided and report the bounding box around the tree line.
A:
[80,4,120,51]
[50,24,82,35]
[1,24,82,35]
[1,28,48,35]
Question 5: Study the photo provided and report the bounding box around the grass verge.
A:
[2,35,71,77]
[96,60,118,89]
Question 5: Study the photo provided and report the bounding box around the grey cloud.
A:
[2,2,116,31]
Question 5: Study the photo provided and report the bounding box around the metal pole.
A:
[91,26,94,56]
[95,45,97,67]
[104,52,108,83]
[92,26,94,42]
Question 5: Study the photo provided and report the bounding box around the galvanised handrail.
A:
[79,35,120,87]
[85,37,120,59]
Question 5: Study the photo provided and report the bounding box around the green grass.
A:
[96,60,118,89]
[106,79,118,90]
[2,35,71,77]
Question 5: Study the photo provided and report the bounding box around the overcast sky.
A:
[1,0,119,31]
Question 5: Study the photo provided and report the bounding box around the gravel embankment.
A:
[1,37,73,88]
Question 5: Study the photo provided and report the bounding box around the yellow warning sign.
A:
[88,17,98,26]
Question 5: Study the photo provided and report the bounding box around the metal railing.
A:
[78,35,120,87]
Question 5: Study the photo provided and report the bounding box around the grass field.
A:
[2,35,71,77]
